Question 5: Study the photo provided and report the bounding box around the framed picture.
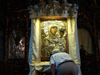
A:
[8,29,25,59]
[40,18,68,60]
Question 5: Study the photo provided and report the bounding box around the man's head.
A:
[52,47,60,55]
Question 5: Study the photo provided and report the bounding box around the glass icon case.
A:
[41,20,67,57]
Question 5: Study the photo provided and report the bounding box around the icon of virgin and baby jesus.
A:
[41,23,67,57]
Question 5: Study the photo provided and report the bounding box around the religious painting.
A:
[41,20,67,57]
[8,29,25,59]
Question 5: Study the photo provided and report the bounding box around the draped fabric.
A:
[28,19,41,75]
[78,29,93,54]
[28,18,82,75]
[67,18,80,64]
[67,18,81,75]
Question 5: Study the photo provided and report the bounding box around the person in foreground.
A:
[50,48,78,75]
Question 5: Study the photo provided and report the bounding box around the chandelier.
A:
[28,0,79,16]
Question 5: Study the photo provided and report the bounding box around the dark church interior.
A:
[0,0,100,75]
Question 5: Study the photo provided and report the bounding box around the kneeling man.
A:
[50,48,78,75]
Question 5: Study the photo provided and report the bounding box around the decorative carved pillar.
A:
[25,15,30,63]
[93,13,99,62]
[4,17,9,62]
[93,13,100,75]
